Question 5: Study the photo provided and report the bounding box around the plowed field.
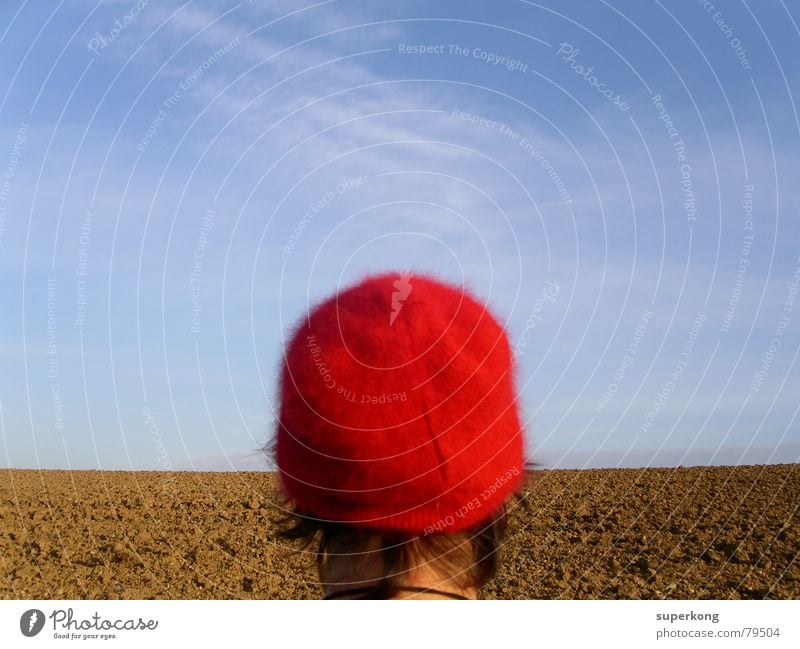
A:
[1,465,797,599]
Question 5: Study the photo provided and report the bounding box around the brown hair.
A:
[274,499,511,599]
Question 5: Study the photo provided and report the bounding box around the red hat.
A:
[275,270,526,534]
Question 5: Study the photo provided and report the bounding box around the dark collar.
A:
[323,585,471,600]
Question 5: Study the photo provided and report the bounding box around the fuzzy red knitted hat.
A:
[275,270,526,535]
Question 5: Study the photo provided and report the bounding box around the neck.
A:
[321,538,477,600]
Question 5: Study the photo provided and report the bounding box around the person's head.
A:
[269,271,527,599]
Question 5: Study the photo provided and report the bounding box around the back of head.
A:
[273,270,527,596]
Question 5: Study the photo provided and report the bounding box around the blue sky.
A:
[0,0,798,471]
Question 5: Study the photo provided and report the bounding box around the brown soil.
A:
[1,465,798,599]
